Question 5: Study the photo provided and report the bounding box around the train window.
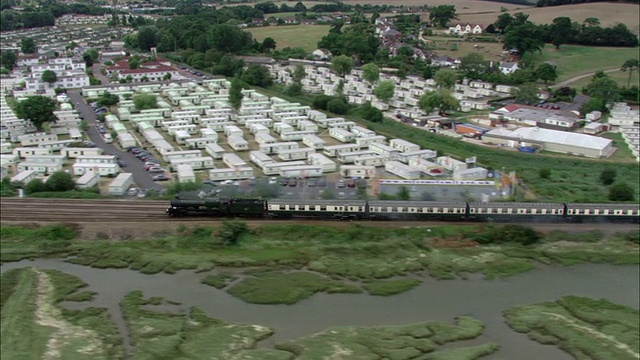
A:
[320,206,327,211]
[525,209,532,214]
[437,208,444,213]
[417,208,423,213]
[279,205,285,210]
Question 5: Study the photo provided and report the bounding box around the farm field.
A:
[457,2,640,30]
[345,0,529,13]
[245,25,331,52]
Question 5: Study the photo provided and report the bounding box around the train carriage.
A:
[167,198,227,216]
[367,201,468,221]
[566,203,640,223]
[468,202,565,222]
[267,199,367,220]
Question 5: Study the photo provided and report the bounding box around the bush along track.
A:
[1,223,639,305]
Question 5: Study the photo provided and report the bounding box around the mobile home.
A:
[307,153,337,172]
[339,165,376,178]
[259,142,299,155]
[277,147,315,161]
[302,134,326,150]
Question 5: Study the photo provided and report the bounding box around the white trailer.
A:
[354,154,387,167]
[75,171,100,190]
[170,156,215,171]
[396,149,437,164]
[308,110,327,121]
[369,142,401,160]
[60,147,103,158]
[323,144,361,157]
[245,118,274,129]
[109,173,134,196]
[250,150,275,167]
[329,128,355,143]
[255,132,277,145]
[200,128,217,138]
[274,123,294,134]
[339,165,376,178]
[355,135,386,147]
[118,133,137,149]
[224,125,244,138]
[228,135,249,151]
[207,121,236,132]
[168,124,199,135]
[174,130,191,145]
[328,121,356,130]
[389,139,420,153]
[297,120,318,132]
[261,160,306,175]
[259,142,299,155]
[13,147,54,158]
[208,166,254,181]
[279,115,307,126]
[177,164,196,183]
[19,133,58,146]
[185,137,218,150]
[302,134,326,150]
[223,153,248,168]
[38,140,77,151]
[277,147,315,161]
[307,153,337,172]
[337,150,377,164]
[164,150,203,162]
[279,165,323,178]
[280,130,316,142]
[11,170,38,184]
[72,162,120,176]
[249,124,269,135]
[204,143,225,159]
[316,117,346,128]
[0,142,12,154]
[351,125,375,138]
[384,160,421,180]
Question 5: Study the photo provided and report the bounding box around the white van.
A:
[103,134,113,144]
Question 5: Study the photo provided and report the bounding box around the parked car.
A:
[337,179,346,188]
[317,178,326,187]
[148,167,165,173]
[118,160,127,167]
[347,179,356,188]
[83,141,96,147]
[288,178,297,187]
[203,180,217,186]
[307,179,317,187]
[145,164,162,171]
[137,189,148,198]
[153,174,171,181]
[279,178,290,186]
[144,160,160,166]
[126,146,139,152]
[127,188,138,196]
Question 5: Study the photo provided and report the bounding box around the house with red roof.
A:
[106,58,179,82]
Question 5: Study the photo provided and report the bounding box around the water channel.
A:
[2,259,638,360]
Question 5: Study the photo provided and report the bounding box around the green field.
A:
[505,296,640,360]
[245,24,331,51]
[570,68,640,89]
[533,44,640,82]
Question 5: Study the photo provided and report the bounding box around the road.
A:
[67,91,163,191]
[550,68,621,88]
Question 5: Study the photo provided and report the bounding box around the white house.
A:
[448,23,483,35]
[499,62,519,75]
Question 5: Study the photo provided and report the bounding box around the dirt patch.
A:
[34,269,105,359]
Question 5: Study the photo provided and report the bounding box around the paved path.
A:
[68,91,163,191]
[551,68,621,88]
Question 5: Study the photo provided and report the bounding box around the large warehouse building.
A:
[482,127,614,158]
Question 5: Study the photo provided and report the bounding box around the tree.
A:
[515,82,540,105]
[262,37,277,52]
[133,94,157,110]
[41,70,57,85]
[549,17,575,49]
[373,80,395,102]
[0,50,17,70]
[14,96,57,131]
[82,53,93,67]
[44,171,76,191]
[331,55,354,76]
[25,178,46,194]
[535,63,558,84]
[85,48,99,61]
[429,5,458,28]
[229,78,243,110]
[503,23,544,57]
[20,37,36,54]
[327,98,350,114]
[136,26,158,51]
[459,53,487,79]
[419,89,460,115]
[434,69,457,89]
[357,102,383,122]
[361,63,380,84]
[397,186,410,200]
[494,13,513,33]
[129,58,140,69]
[97,92,120,108]
[312,95,333,110]
[163,73,172,81]
[583,17,600,27]
[292,64,306,83]
[621,59,639,87]
[219,220,249,246]
[608,182,635,202]
[600,168,617,186]
[241,64,273,87]
[583,74,620,104]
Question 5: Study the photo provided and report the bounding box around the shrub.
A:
[608,182,635,201]
[327,98,350,115]
[312,94,333,110]
[218,221,249,246]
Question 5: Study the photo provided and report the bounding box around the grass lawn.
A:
[363,279,422,296]
[533,44,640,82]
[245,24,331,52]
[570,69,640,89]
[504,296,640,360]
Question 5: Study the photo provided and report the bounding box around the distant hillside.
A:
[537,0,639,6]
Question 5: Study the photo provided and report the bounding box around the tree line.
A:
[1,2,108,31]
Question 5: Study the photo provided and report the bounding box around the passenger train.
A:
[166,198,640,223]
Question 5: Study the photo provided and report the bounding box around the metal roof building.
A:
[482,127,614,158]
